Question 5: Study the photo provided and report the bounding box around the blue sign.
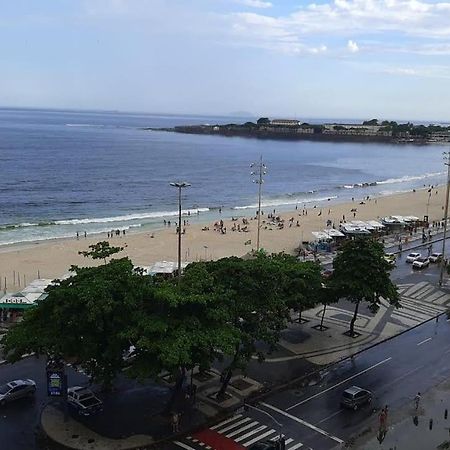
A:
[47,369,65,397]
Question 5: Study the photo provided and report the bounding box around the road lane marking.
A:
[174,441,197,450]
[417,337,432,346]
[218,417,252,433]
[286,357,392,411]
[235,425,267,442]
[242,429,276,447]
[315,410,343,425]
[287,444,304,450]
[381,365,426,391]
[226,421,259,438]
[210,414,242,430]
[260,402,345,444]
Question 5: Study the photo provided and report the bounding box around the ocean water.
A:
[0,108,446,246]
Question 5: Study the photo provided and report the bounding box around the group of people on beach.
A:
[76,231,87,239]
[107,229,126,238]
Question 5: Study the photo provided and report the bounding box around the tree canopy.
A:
[329,238,400,336]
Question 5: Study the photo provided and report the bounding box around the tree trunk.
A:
[349,300,360,336]
[217,345,240,400]
[166,367,186,411]
[216,367,233,400]
[298,309,302,323]
[320,304,327,330]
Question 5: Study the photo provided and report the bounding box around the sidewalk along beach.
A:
[0,187,445,290]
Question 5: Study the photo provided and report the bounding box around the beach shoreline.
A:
[0,187,445,292]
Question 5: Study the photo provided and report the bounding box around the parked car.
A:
[430,252,443,263]
[412,257,430,269]
[340,386,372,410]
[0,379,36,406]
[406,252,421,263]
[67,386,103,416]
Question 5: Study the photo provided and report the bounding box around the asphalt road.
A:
[170,314,450,450]
[0,356,86,450]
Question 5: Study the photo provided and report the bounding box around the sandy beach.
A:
[0,187,445,291]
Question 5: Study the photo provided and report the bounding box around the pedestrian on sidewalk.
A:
[171,412,180,433]
[414,392,421,411]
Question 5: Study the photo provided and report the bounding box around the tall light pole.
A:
[170,181,191,281]
[439,152,450,286]
[251,156,267,252]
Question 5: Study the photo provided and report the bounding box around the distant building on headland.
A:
[323,123,392,137]
[271,119,300,127]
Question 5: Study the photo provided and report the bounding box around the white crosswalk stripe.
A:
[287,443,304,450]
[175,414,310,450]
[210,414,242,430]
[226,421,260,438]
[235,425,268,442]
[242,429,276,446]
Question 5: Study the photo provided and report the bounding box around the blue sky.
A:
[1,0,450,121]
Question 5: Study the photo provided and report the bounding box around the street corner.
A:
[41,403,155,450]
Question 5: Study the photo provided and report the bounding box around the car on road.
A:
[0,379,36,406]
[249,440,285,450]
[67,386,103,416]
[340,386,372,410]
[412,257,430,269]
[384,253,396,266]
[406,252,422,263]
[430,252,443,263]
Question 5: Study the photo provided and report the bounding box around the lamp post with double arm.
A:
[170,181,191,281]
[251,156,267,252]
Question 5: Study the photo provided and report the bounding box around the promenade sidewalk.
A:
[351,377,450,450]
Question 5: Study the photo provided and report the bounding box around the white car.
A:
[429,252,443,263]
[406,252,421,263]
[413,257,430,269]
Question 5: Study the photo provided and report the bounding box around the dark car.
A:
[249,441,285,450]
[0,379,36,406]
[340,386,372,410]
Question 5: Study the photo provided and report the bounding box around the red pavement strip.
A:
[193,428,246,450]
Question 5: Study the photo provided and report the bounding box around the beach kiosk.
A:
[147,261,189,279]
[0,279,52,323]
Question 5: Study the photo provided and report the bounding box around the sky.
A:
[1,0,450,121]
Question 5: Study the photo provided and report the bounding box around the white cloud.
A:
[228,0,450,55]
[234,0,273,8]
[347,40,359,52]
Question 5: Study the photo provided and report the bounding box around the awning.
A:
[0,303,35,310]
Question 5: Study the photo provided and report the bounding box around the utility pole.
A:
[439,152,450,286]
[170,181,191,282]
[251,156,267,252]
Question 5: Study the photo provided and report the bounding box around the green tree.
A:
[275,255,323,323]
[79,240,124,264]
[4,255,149,389]
[363,119,379,125]
[127,262,238,406]
[329,238,400,337]
[257,117,271,125]
[204,255,291,398]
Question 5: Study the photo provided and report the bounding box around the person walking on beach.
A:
[84,231,87,239]
[76,232,79,240]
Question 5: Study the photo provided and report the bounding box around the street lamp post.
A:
[170,181,191,281]
[439,152,450,286]
[243,402,284,445]
[251,156,267,252]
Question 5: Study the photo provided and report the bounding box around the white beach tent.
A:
[148,261,189,276]
[323,229,345,238]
